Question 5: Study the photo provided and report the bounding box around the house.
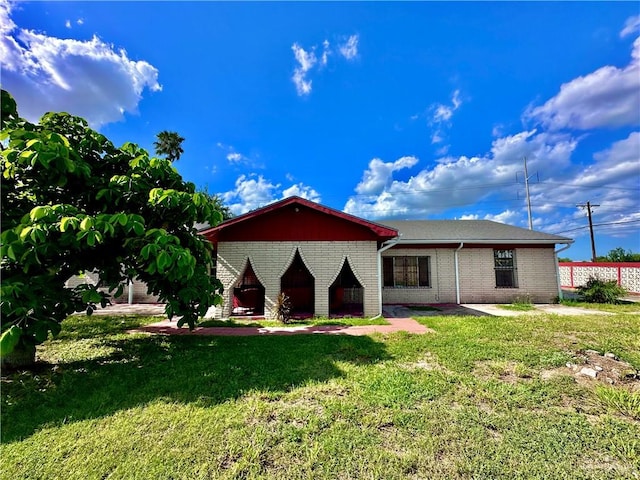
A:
[200,196,573,319]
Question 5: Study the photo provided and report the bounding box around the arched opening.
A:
[281,250,315,318]
[232,260,265,316]
[329,258,364,317]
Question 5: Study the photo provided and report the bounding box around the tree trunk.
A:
[1,341,36,369]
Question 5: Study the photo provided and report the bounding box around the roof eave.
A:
[389,238,574,245]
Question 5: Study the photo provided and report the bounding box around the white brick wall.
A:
[216,241,379,318]
[458,247,558,303]
[382,246,559,304]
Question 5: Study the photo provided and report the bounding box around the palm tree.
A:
[154,131,185,162]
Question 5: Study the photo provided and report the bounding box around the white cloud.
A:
[339,35,359,60]
[222,174,281,215]
[291,43,317,96]
[344,130,577,220]
[429,89,463,144]
[620,15,640,38]
[226,152,242,163]
[217,142,263,168]
[282,183,322,202]
[526,37,640,130]
[291,33,359,96]
[223,174,322,215]
[321,39,330,66]
[355,156,419,195]
[0,1,160,127]
[65,20,71,29]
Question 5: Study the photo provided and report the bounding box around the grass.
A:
[497,303,537,312]
[198,316,390,328]
[561,298,640,313]
[2,311,639,479]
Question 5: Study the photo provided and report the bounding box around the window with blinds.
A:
[383,256,431,287]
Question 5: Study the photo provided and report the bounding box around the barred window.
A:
[494,249,517,288]
[383,256,431,287]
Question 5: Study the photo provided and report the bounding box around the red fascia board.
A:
[559,262,640,267]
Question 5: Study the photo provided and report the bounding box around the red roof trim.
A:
[200,196,398,241]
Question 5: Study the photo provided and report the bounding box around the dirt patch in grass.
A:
[560,350,640,389]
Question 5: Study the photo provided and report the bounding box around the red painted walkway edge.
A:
[131,317,432,337]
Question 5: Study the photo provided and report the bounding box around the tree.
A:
[595,247,640,262]
[153,130,185,162]
[0,90,223,367]
[210,193,234,221]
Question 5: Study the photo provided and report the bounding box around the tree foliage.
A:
[210,193,234,221]
[0,90,223,363]
[153,130,185,162]
[596,247,640,263]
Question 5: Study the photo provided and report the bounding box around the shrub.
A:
[576,277,627,304]
[274,293,292,324]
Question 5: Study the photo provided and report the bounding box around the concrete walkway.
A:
[133,316,432,337]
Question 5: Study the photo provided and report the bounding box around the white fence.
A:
[559,262,640,294]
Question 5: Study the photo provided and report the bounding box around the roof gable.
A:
[201,196,398,244]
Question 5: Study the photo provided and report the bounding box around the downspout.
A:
[374,239,400,318]
[554,243,572,301]
[128,279,134,305]
[454,242,464,304]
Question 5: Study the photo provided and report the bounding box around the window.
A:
[494,249,517,288]
[383,256,431,287]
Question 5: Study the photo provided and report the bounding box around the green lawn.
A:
[1,311,639,479]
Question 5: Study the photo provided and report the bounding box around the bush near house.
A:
[577,277,627,304]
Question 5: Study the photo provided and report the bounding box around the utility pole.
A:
[577,201,600,262]
[516,157,538,230]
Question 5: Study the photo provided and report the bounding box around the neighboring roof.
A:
[379,220,573,244]
[200,196,398,243]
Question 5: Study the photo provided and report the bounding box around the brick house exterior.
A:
[201,197,573,319]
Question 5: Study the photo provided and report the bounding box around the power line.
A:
[552,219,640,235]
[540,180,640,192]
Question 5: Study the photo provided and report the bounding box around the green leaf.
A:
[157,251,171,273]
[29,206,48,221]
[0,326,22,358]
[132,222,144,236]
[19,226,33,241]
[60,216,78,232]
[80,217,94,231]
[33,322,50,343]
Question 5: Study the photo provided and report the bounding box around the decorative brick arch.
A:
[327,255,366,289]
[278,246,316,279]
[328,256,365,317]
[230,257,265,316]
[280,247,315,317]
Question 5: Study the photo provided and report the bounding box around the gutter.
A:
[386,239,572,246]
[454,242,464,304]
[554,243,573,301]
[376,239,400,316]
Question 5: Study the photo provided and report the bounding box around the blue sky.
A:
[2,1,639,261]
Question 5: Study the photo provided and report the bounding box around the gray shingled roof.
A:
[379,220,572,244]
